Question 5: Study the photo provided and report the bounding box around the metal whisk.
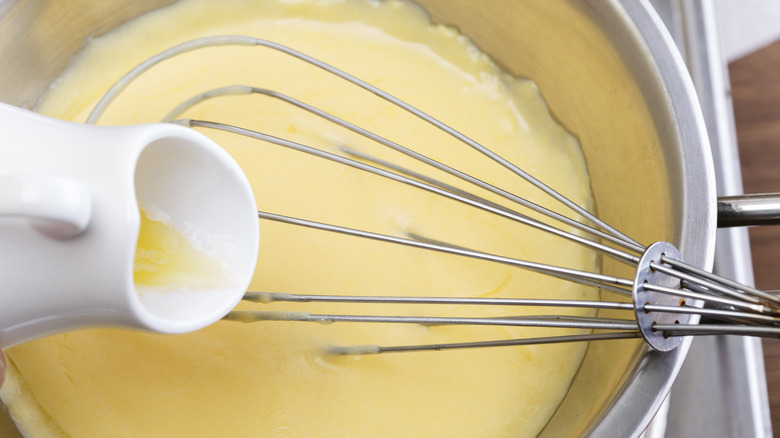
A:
[88,35,780,354]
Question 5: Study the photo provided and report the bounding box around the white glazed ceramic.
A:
[0,102,259,348]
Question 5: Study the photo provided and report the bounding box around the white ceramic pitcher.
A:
[0,102,259,348]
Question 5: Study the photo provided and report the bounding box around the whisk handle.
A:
[718,194,780,227]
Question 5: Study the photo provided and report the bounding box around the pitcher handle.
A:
[0,175,91,239]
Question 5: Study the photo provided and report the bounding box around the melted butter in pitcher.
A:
[134,209,234,292]
[3,0,597,436]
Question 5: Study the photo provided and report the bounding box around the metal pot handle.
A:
[717,193,780,227]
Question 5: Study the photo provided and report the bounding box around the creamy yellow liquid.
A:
[3,0,598,436]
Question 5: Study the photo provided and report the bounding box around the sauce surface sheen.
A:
[3,1,597,436]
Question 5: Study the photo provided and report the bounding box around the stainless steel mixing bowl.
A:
[0,0,714,436]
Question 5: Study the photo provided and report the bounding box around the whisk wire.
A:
[224,310,639,331]
[242,291,635,310]
[328,332,644,355]
[642,283,769,314]
[650,262,767,306]
[256,210,635,295]
[661,257,780,305]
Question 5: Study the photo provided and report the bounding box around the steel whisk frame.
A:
[89,35,780,354]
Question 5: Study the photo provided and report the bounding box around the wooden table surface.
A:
[729,39,780,435]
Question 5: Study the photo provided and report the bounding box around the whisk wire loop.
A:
[87,34,636,247]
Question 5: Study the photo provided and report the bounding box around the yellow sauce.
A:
[3,0,598,436]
